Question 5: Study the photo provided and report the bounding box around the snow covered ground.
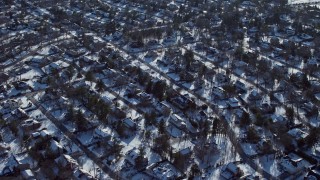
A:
[289,0,320,4]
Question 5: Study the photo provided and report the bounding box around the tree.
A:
[199,64,208,78]
[200,119,211,138]
[65,66,75,82]
[240,111,251,127]
[152,80,167,100]
[301,74,310,90]
[297,46,311,59]
[285,107,294,126]
[257,60,271,72]
[254,113,264,127]
[212,118,223,135]
[305,127,320,147]
[144,111,157,126]
[158,120,166,135]
[85,71,94,83]
[154,134,170,157]
[75,110,87,131]
[183,50,194,70]
[144,129,151,140]
[95,79,104,92]
[279,133,294,151]
[105,21,116,35]
[270,37,280,47]
[135,146,147,170]
[247,126,260,143]
[116,121,126,138]
[111,139,123,159]
[65,105,74,121]
[261,140,273,154]
[189,164,201,178]
[222,84,236,97]
[145,79,153,94]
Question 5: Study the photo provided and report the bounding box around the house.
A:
[177,147,192,157]
[122,118,137,132]
[311,146,320,159]
[241,143,259,158]
[73,168,94,179]
[55,154,78,171]
[12,81,30,91]
[39,129,51,140]
[1,108,28,124]
[94,126,113,140]
[270,114,286,125]
[212,87,225,98]
[221,162,244,179]
[233,107,245,124]
[0,144,9,157]
[156,101,172,117]
[126,147,148,170]
[241,1,256,8]
[259,103,275,114]
[234,80,246,92]
[0,73,9,82]
[66,48,86,57]
[1,99,21,110]
[0,154,18,176]
[21,119,41,132]
[163,35,177,43]
[279,153,311,175]
[286,27,295,36]
[228,98,241,108]
[206,47,218,57]
[257,139,274,154]
[182,33,194,43]
[175,0,186,4]
[300,33,313,41]
[247,89,262,102]
[138,92,152,102]
[126,147,139,163]
[44,139,64,158]
[147,161,182,180]
[169,94,192,110]
[306,166,320,179]
[287,128,309,141]
[144,51,158,59]
[169,114,187,130]
[21,169,35,180]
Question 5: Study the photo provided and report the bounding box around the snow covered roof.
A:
[241,143,258,156]
[288,153,303,162]
[228,98,240,108]
[169,114,186,129]
[179,147,191,155]
[49,139,63,152]
[40,129,50,138]
[287,128,309,140]
[94,126,112,138]
[123,118,136,128]
[0,154,18,176]
[55,154,77,168]
[280,153,310,174]
[271,114,285,123]
[21,169,35,179]
[152,161,181,179]
[31,132,40,138]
